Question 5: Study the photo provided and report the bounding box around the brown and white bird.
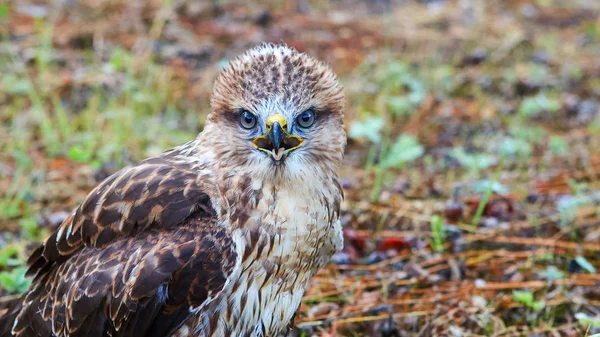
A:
[0,43,346,337]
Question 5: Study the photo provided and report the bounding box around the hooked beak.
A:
[269,121,285,151]
[252,114,304,163]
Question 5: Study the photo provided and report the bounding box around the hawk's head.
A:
[204,44,346,180]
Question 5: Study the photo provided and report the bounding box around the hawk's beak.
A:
[252,114,304,163]
[268,121,285,151]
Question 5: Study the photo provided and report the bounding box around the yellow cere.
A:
[265,114,288,132]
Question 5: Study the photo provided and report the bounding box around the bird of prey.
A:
[0,43,346,337]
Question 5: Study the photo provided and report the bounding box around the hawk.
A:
[0,44,346,337]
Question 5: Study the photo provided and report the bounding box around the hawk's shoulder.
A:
[27,152,216,279]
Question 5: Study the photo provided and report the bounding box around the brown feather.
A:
[13,216,236,337]
[8,148,236,337]
[27,153,215,280]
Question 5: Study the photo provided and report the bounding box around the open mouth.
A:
[251,115,304,163]
[253,135,303,162]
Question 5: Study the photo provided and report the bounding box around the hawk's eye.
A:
[239,110,257,129]
[296,109,315,128]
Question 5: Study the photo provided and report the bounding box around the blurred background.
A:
[1,0,600,336]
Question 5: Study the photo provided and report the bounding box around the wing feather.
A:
[27,155,215,280]
[13,217,236,337]
[6,152,236,337]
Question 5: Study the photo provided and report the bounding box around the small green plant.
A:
[576,312,600,328]
[0,4,9,19]
[512,290,545,311]
[509,124,547,143]
[472,180,509,195]
[385,74,426,118]
[20,216,42,240]
[349,58,429,121]
[386,96,412,117]
[0,244,31,294]
[68,144,95,163]
[538,266,564,281]
[348,116,385,143]
[518,92,561,118]
[500,137,532,159]
[379,135,424,169]
[0,266,30,293]
[450,147,495,173]
[471,158,505,227]
[371,134,424,201]
[0,245,21,267]
[549,135,568,155]
[574,256,597,274]
[430,215,445,253]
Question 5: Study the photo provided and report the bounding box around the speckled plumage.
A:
[0,43,346,337]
